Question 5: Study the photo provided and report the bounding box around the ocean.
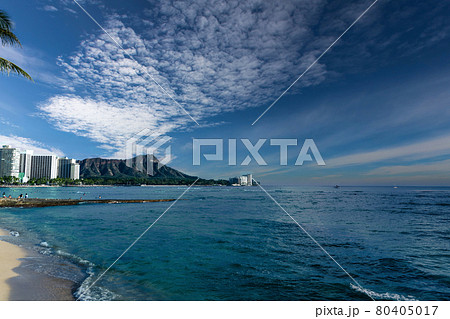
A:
[0,185,449,301]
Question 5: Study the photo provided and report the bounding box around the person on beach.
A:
[8,195,12,198]
[18,194,23,199]
[2,192,5,198]
[25,193,28,199]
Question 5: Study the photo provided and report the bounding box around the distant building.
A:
[30,155,58,179]
[246,174,253,186]
[58,157,80,179]
[0,145,21,178]
[19,150,34,183]
[229,173,253,186]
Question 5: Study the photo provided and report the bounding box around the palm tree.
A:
[0,10,32,80]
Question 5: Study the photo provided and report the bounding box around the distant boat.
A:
[393,186,398,189]
[334,185,340,188]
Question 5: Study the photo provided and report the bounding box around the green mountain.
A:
[79,155,196,179]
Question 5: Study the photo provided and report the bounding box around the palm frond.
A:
[0,57,33,81]
[0,28,21,46]
[0,10,13,31]
[0,10,32,82]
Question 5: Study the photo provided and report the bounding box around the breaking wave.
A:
[350,284,417,301]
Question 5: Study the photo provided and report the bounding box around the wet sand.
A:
[0,229,25,300]
[0,229,75,301]
[7,263,76,301]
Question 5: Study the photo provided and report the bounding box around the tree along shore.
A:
[0,176,230,186]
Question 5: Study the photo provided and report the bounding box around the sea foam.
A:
[350,283,417,301]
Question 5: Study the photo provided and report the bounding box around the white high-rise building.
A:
[58,157,72,178]
[30,155,58,179]
[229,174,253,186]
[19,150,34,183]
[239,175,248,186]
[1,142,82,182]
[70,162,80,180]
[58,157,80,179]
[0,145,21,178]
[246,174,253,186]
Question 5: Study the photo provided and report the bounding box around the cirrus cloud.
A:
[39,0,333,155]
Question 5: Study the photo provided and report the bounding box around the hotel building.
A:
[58,157,80,180]
[229,174,253,186]
[30,155,58,179]
[19,150,34,183]
[0,145,20,178]
[0,144,80,181]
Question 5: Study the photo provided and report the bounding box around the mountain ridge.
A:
[79,155,196,180]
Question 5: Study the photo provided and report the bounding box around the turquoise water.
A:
[0,185,449,300]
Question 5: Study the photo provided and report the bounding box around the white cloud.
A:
[39,0,332,155]
[39,0,449,160]
[0,117,19,129]
[364,159,450,176]
[0,135,64,156]
[43,5,58,12]
[38,95,178,155]
[327,134,450,167]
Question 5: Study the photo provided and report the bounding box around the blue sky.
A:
[0,0,449,185]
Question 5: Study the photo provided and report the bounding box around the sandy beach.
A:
[0,229,26,300]
[0,229,75,301]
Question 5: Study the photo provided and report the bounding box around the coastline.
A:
[0,229,76,301]
[1,184,230,189]
[0,185,114,188]
[0,229,26,300]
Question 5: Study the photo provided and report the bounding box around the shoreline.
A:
[0,229,76,301]
[0,229,26,300]
[0,185,114,188]
[0,184,231,188]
